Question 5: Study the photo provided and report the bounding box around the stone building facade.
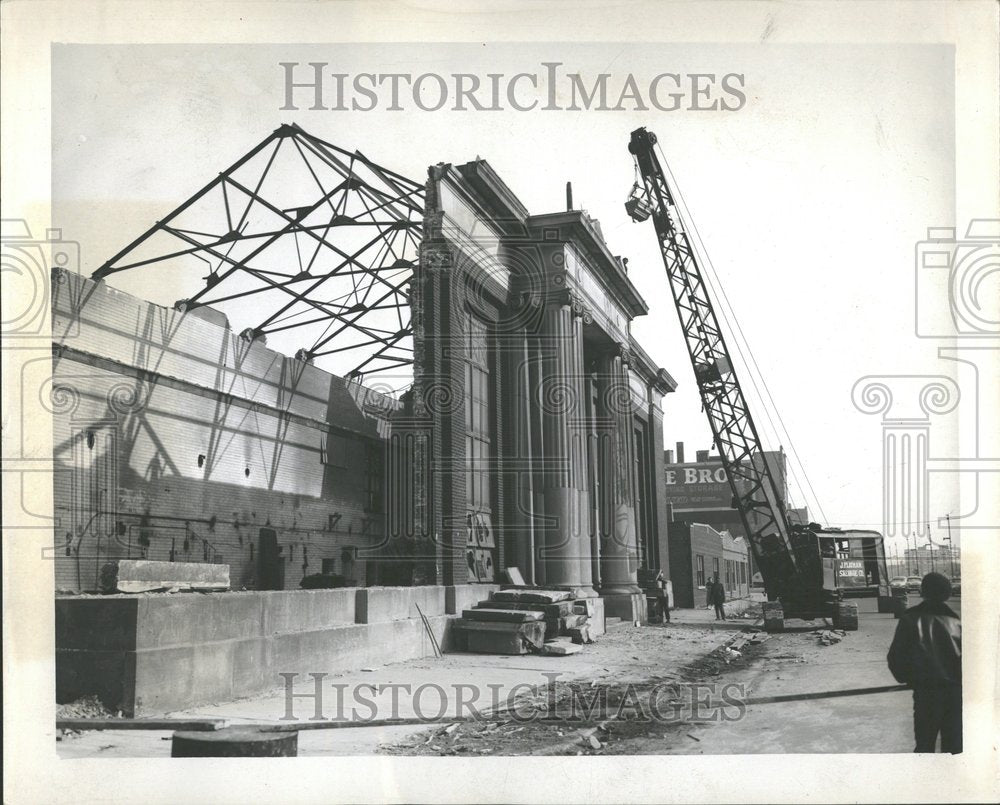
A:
[402,159,676,619]
[50,151,677,623]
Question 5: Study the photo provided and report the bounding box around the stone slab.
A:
[490,588,573,604]
[105,560,230,593]
[461,608,544,623]
[474,600,574,618]
[541,641,583,656]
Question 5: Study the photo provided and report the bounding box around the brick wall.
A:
[51,268,395,593]
[667,519,751,607]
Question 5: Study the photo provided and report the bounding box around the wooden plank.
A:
[57,718,227,731]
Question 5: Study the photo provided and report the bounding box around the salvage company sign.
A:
[835,559,867,588]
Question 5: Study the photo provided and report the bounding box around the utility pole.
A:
[928,522,936,573]
[944,513,955,578]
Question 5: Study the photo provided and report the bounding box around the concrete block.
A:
[105,560,230,593]
[452,620,546,654]
[574,596,605,637]
[56,589,454,717]
[601,592,646,623]
[445,584,499,614]
[355,585,446,624]
[135,592,263,649]
[262,588,356,634]
[407,585,447,619]
[461,608,544,623]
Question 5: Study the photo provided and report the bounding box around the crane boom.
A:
[626,127,799,602]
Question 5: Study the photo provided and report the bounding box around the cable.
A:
[657,144,825,523]
[656,143,829,525]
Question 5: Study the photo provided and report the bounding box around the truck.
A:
[625,126,893,631]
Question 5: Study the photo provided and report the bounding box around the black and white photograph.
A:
[2,1,997,802]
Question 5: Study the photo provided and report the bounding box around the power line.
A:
[657,145,829,525]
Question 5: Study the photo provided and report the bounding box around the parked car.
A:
[951,577,961,595]
[890,576,908,589]
[905,576,923,593]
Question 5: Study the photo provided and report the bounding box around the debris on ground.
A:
[56,696,115,720]
[815,629,847,645]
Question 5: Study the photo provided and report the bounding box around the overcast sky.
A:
[52,41,960,549]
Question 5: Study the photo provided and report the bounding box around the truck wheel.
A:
[834,602,859,631]
[762,601,784,633]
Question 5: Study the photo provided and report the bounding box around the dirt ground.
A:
[381,616,770,756]
[57,597,927,757]
[382,597,924,756]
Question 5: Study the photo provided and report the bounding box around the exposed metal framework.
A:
[627,126,800,599]
[93,123,423,389]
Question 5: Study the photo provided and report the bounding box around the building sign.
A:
[835,558,866,588]
[664,463,735,509]
[664,451,786,514]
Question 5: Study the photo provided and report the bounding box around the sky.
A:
[51,40,961,550]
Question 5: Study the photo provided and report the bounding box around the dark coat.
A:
[887,600,961,688]
[707,580,726,605]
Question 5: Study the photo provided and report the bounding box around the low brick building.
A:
[666,519,750,608]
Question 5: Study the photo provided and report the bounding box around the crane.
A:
[626,126,886,631]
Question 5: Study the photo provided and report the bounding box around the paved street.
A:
[653,596,961,755]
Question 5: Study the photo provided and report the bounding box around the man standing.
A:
[887,572,962,753]
[708,574,726,620]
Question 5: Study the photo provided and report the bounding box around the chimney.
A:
[676,441,685,463]
[566,181,573,211]
[696,450,710,462]
[665,449,674,464]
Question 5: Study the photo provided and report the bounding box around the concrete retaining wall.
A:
[56,585,487,716]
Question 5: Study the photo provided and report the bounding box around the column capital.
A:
[613,340,634,367]
[550,286,591,319]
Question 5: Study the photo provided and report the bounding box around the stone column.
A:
[596,344,642,599]
[569,303,596,595]
[538,291,595,594]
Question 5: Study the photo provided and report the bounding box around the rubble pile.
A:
[815,628,847,646]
